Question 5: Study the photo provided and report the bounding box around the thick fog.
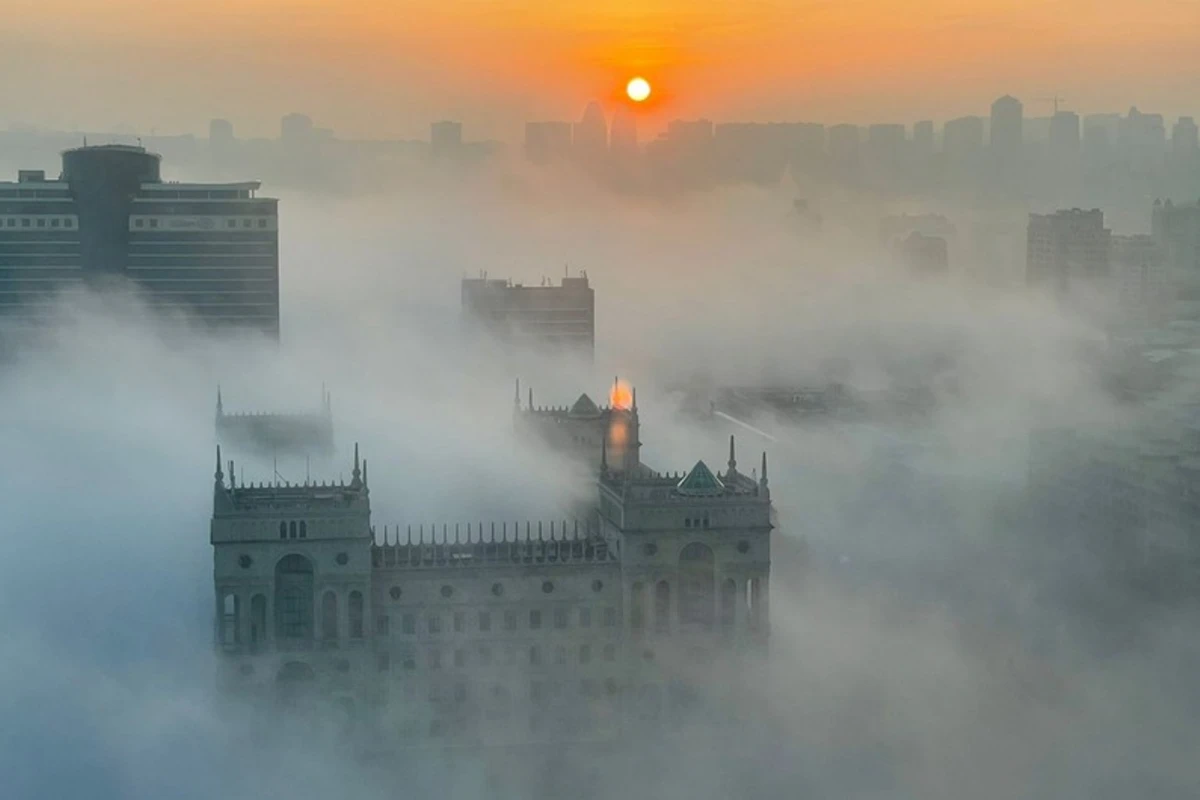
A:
[1,170,1198,799]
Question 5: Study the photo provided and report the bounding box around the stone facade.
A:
[211,391,773,745]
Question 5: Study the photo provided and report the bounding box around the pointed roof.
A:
[676,460,725,496]
[570,393,600,416]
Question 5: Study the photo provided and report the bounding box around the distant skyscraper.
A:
[573,102,608,163]
[989,95,1024,161]
[461,274,595,357]
[1171,117,1199,163]
[1026,208,1111,293]
[894,232,949,275]
[0,145,280,336]
[827,124,860,177]
[865,124,907,179]
[942,116,985,164]
[1049,111,1081,158]
[280,113,314,142]
[430,121,463,158]
[524,121,572,164]
[1152,199,1200,276]
[714,123,792,185]
[209,119,235,146]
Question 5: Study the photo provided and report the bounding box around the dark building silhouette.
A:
[609,110,639,158]
[894,232,949,274]
[461,273,594,357]
[216,386,335,461]
[573,102,608,163]
[0,144,280,335]
[989,95,1024,162]
[430,121,463,158]
[1026,208,1111,293]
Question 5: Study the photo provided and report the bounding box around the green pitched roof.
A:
[676,460,725,496]
[570,393,600,416]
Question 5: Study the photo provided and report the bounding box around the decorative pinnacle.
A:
[728,434,737,473]
[351,443,361,485]
[215,445,223,483]
[761,451,769,488]
[515,377,521,407]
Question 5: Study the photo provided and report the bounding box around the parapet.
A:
[371,519,616,570]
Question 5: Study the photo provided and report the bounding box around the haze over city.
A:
[2,2,1199,799]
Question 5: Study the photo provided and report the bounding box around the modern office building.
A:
[1026,208,1111,292]
[989,95,1024,161]
[894,231,949,275]
[461,273,595,356]
[0,144,280,336]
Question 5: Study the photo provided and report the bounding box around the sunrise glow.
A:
[626,77,651,103]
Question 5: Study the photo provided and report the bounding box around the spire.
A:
[529,387,533,411]
[215,445,223,484]
[632,385,637,411]
[361,459,369,489]
[728,434,737,474]
[216,385,223,417]
[761,451,769,489]
[515,378,521,409]
[351,443,361,487]
[600,426,609,474]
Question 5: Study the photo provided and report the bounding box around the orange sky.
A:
[3,0,1198,139]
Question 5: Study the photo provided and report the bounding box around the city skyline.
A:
[6,1,1199,140]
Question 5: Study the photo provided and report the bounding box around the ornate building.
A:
[211,388,773,745]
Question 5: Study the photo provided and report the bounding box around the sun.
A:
[626,77,651,103]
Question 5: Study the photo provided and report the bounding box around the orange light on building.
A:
[610,379,633,410]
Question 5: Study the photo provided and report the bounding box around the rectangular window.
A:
[529,646,541,666]
[504,611,517,631]
[556,646,567,665]
[580,608,592,628]
[603,607,617,627]
[36,218,45,228]
[428,614,442,634]
[455,682,467,704]
[603,643,616,662]
[454,649,466,668]
[454,612,465,633]
[135,219,144,228]
[529,610,542,630]
[50,218,60,228]
[65,218,74,228]
[21,218,30,227]
[377,615,389,635]
[580,645,591,664]
[554,608,568,629]
[428,649,441,669]
[149,218,158,229]
[478,611,491,632]
[402,614,415,635]
[258,218,267,229]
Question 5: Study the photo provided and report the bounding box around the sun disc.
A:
[626,77,651,103]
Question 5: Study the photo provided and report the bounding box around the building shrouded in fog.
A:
[211,388,774,745]
[461,273,595,357]
[215,386,335,462]
[0,144,280,336]
[1026,208,1111,294]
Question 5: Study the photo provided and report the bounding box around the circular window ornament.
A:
[737,541,751,554]
[335,552,349,566]
[643,543,658,557]
[238,554,253,569]
[542,581,555,594]
[591,579,604,593]
[389,586,402,600]
[491,582,504,597]
[440,585,454,599]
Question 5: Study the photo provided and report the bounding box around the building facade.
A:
[212,394,774,745]
[0,144,280,336]
[215,386,335,462]
[461,273,595,356]
[1026,208,1112,293]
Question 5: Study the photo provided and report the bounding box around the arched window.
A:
[679,543,716,630]
[349,591,364,639]
[221,592,240,646]
[250,594,267,649]
[322,591,338,640]
[720,579,737,632]
[654,581,670,633]
[274,555,314,641]
[630,582,645,630]
[299,521,307,539]
[289,521,297,539]
[746,577,760,630]
[279,521,287,540]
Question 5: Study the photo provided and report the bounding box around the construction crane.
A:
[1036,95,1067,114]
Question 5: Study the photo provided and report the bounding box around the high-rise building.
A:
[573,102,608,163]
[893,232,949,275]
[911,120,935,162]
[865,124,907,181]
[209,119,235,146]
[1152,199,1200,278]
[280,113,314,142]
[609,110,638,158]
[1171,117,1199,164]
[0,145,280,336]
[430,121,463,158]
[216,386,335,463]
[989,95,1024,161]
[1112,234,1168,322]
[524,121,573,164]
[1026,208,1111,292]
[827,124,860,177]
[942,116,985,165]
[1049,111,1081,158]
[461,273,595,356]
[714,123,792,185]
